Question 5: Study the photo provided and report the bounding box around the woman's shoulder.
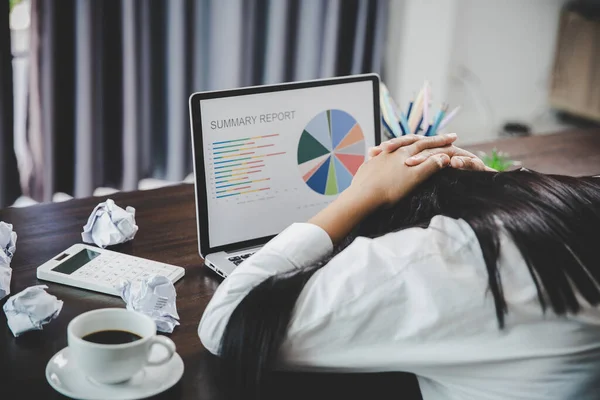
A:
[371,215,480,261]
[288,216,493,345]
[310,215,487,296]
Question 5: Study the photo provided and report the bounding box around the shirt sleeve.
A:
[198,222,333,354]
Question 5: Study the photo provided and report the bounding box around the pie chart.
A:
[297,109,365,195]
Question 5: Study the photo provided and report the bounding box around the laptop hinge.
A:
[225,244,263,254]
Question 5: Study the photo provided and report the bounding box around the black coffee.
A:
[82,330,142,344]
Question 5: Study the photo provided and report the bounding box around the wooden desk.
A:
[1,129,599,399]
[465,129,600,176]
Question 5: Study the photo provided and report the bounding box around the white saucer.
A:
[46,345,184,400]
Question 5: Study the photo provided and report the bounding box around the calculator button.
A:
[83,263,98,271]
[78,268,92,276]
[71,270,86,279]
[103,267,116,275]
[139,272,152,280]
[96,266,111,275]
[97,275,113,284]
[111,263,126,271]
[122,270,138,280]
[108,271,122,281]
[91,273,104,282]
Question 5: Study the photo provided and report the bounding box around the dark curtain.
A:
[0,1,21,208]
[20,0,388,202]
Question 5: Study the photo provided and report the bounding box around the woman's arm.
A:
[198,222,334,354]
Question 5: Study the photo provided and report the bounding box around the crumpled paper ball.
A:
[3,285,63,337]
[81,199,138,248]
[0,221,17,300]
[118,274,180,333]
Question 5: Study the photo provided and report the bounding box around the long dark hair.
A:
[219,168,600,398]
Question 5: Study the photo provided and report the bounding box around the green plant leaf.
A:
[480,148,517,172]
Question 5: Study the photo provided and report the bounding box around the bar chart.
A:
[209,134,285,199]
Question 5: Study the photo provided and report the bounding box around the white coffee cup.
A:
[67,308,176,384]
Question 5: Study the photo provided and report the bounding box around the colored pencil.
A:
[388,92,410,136]
[379,83,402,138]
[429,103,449,136]
[423,119,433,136]
[438,106,461,131]
[382,106,400,138]
[416,116,424,134]
[382,119,398,138]
[382,96,401,138]
[408,87,425,134]
[422,81,430,131]
[399,112,410,136]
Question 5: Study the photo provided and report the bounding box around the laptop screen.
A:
[198,79,377,248]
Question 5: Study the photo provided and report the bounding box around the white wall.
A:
[384,0,567,144]
[385,0,459,105]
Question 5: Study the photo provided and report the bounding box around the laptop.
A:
[188,74,381,278]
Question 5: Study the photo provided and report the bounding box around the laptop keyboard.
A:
[228,252,255,266]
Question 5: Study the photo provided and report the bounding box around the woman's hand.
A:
[351,134,459,208]
[309,134,460,243]
[369,135,495,172]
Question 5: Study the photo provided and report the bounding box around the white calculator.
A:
[36,243,185,296]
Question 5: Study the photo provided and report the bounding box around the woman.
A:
[198,134,600,400]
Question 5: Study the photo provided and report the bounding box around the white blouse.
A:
[198,216,600,400]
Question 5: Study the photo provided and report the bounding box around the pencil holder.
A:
[380,81,459,139]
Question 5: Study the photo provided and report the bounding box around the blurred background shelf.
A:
[550,6,600,122]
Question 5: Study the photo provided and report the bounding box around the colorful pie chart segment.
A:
[298,109,366,195]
